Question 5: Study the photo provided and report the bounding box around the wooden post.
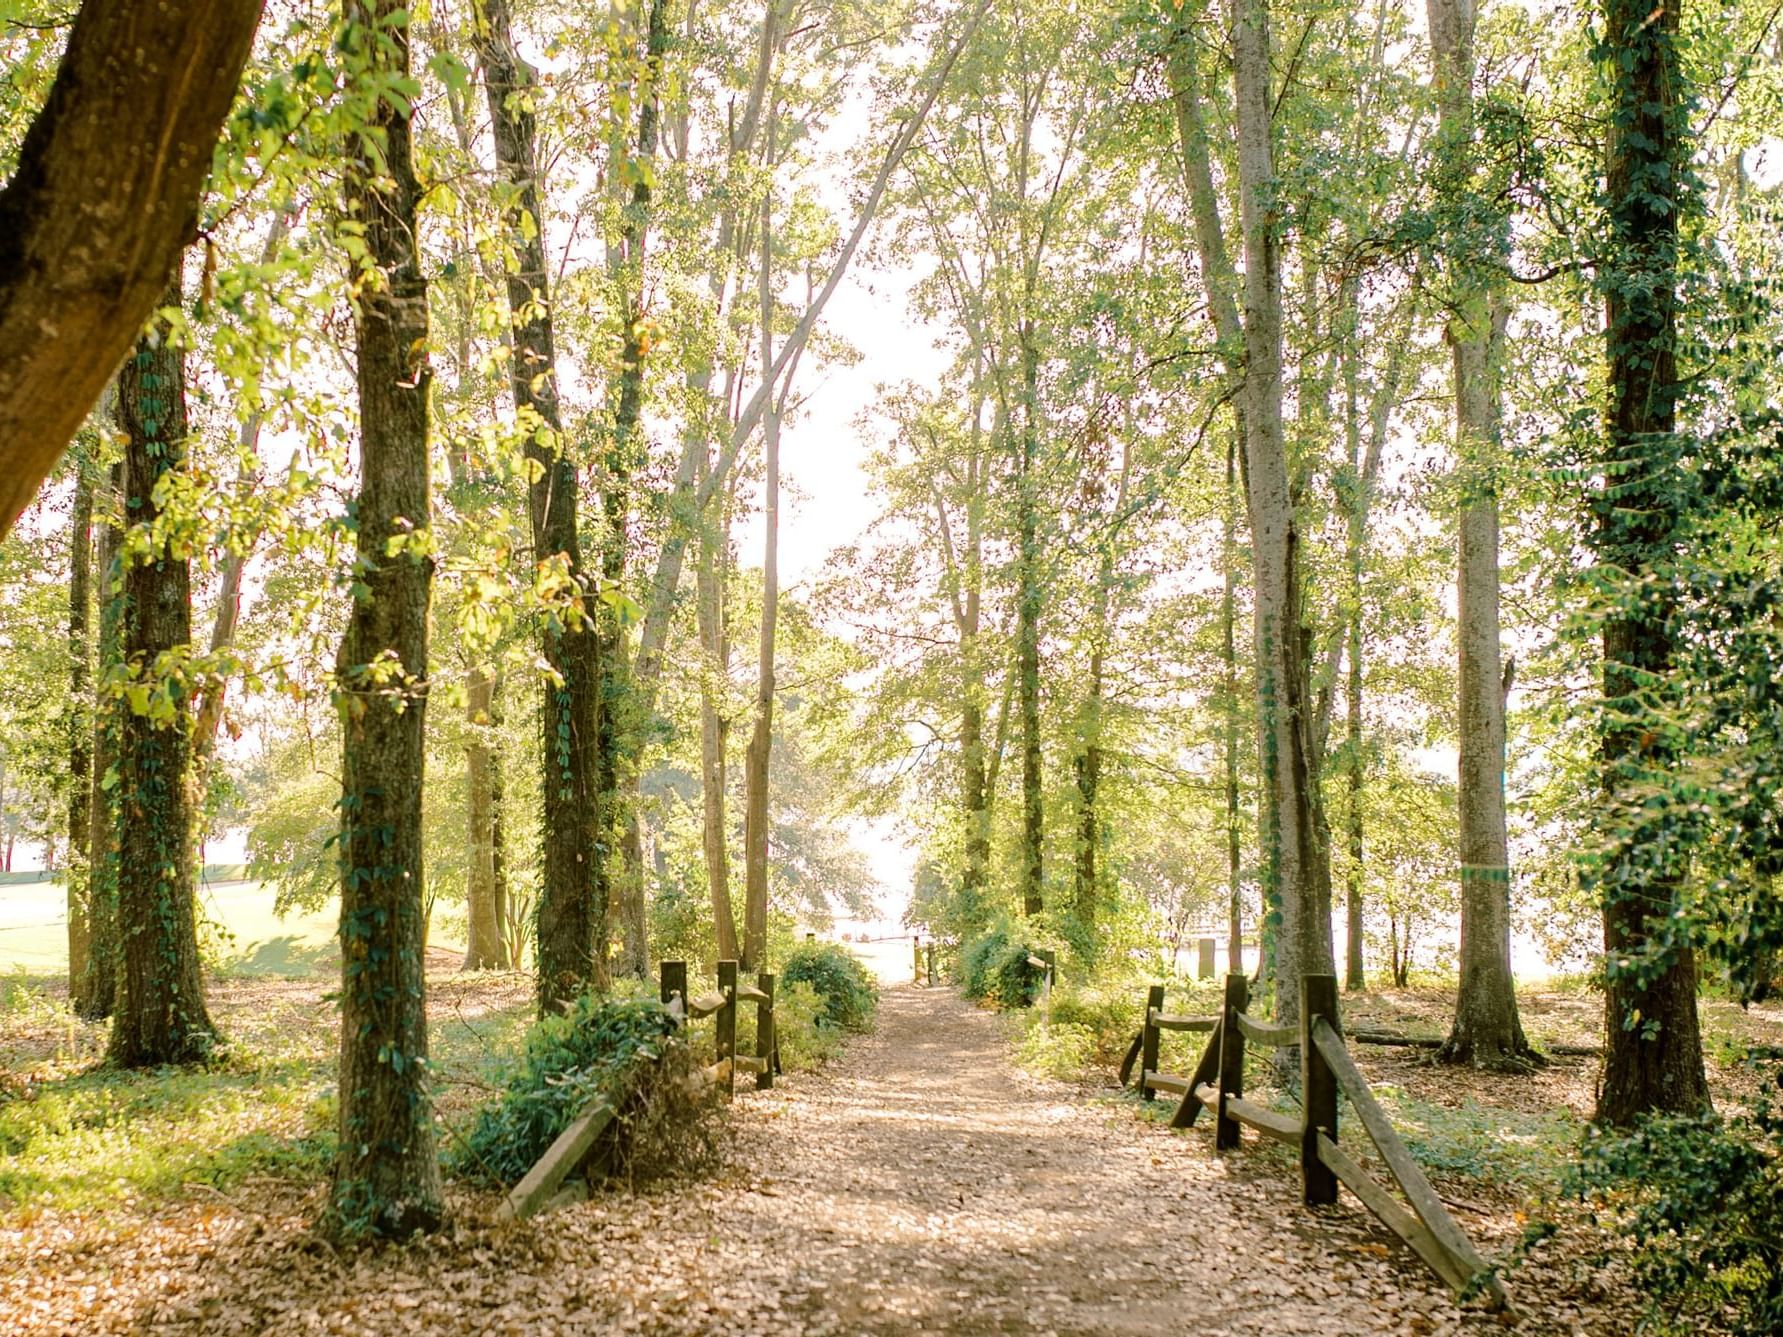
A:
[926,941,937,986]
[806,931,816,942]
[1140,984,1164,1100]
[660,959,687,1019]
[913,935,922,982]
[1300,973,1339,1205]
[717,959,737,1099]
[755,972,775,1090]
[1197,936,1216,980]
[1216,972,1248,1150]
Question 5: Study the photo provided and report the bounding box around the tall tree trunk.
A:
[326,0,446,1238]
[1222,432,1245,974]
[1229,0,1334,1030]
[66,452,94,1006]
[106,274,218,1068]
[742,170,781,972]
[80,460,123,1020]
[1426,0,1534,1069]
[460,669,510,969]
[603,0,672,980]
[476,0,605,1007]
[1340,322,1368,994]
[697,447,738,961]
[1073,431,1131,936]
[1016,330,1044,918]
[1593,0,1709,1125]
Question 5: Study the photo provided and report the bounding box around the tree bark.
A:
[742,166,781,972]
[1016,330,1044,918]
[80,460,124,1020]
[1222,432,1245,974]
[0,0,265,535]
[1424,0,1534,1070]
[1593,0,1710,1125]
[106,276,218,1069]
[603,0,672,980]
[475,0,606,1007]
[66,453,95,1007]
[460,668,510,970]
[696,446,738,962]
[1229,0,1335,1031]
[326,0,446,1238]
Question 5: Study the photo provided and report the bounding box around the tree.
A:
[105,278,220,1068]
[64,450,94,1009]
[1427,0,1534,1069]
[474,0,606,1007]
[326,0,446,1237]
[0,0,265,535]
[1590,0,1710,1125]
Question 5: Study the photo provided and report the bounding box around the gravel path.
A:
[14,982,1622,1334]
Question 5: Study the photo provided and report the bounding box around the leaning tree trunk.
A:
[326,0,446,1238]
[476,0,605,1008]
[1593,0,1710,1125]
[1230,0,1334,1033]
[106,276,218,1069]
[66,452,94,1007]
[1222,432,1245,973]
[79,460,124,1020]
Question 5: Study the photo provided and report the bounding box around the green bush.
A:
[960,921,1044,1008]
[1015,1022,1097,1081]
[1047,983,1144,1066]
[1572,1069,1783,1337]
[767,980,847,1071]
[779,943,877,1031]
[450,992,718,1188]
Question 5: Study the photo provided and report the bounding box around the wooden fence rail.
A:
[502,959,779,1221]
[1120,972,1507,1309]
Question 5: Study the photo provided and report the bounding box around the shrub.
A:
[1571,1067,1783,1337]
[767,980,847,1071]
[450,992,720,1188]
[778,943,877,1031]
[1047,983,1144,1067]
[960,921,1043,1008]
[1015,1022,1097,1081]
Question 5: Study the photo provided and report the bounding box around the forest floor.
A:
[0,972,1696,1335]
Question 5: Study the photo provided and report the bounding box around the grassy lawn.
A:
[0,877,466,977]
[0,970,533,1217]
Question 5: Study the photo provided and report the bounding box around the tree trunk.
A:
[460,668,509,970]
[1593,0,1709,1125]
[1222,433,1245,974]
[601,0,671,981]
[1229,0,1335,1031]
[0,0,265,536]
[1016,330,1044,919]
[697,446,738,962]
[66,453,94,1006]
[106,275,218,1069]
[475,0,606,1008]
[326,0,446,1239]
[79,460,123,1020]
[1340,323,1368,994]
[742,169,781,972]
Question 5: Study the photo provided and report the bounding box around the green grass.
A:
[0,970,535,1216]
[0,878,421,978]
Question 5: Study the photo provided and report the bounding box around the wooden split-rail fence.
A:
[1120,973,1508,1309]
[500,959,780,1221]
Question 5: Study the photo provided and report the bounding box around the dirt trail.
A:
[15,983,1621,1334]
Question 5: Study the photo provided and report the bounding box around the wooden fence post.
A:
[1197,937,1216,979]
[755,972,775,1090]
[1300,973,1339,1205]
[913,936,922,983]
[927,942,937,986]
[1216,972,1248,1150]
[717,959,737,1098]
[661,960,687,1018]
[1140,984,1164,1100]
